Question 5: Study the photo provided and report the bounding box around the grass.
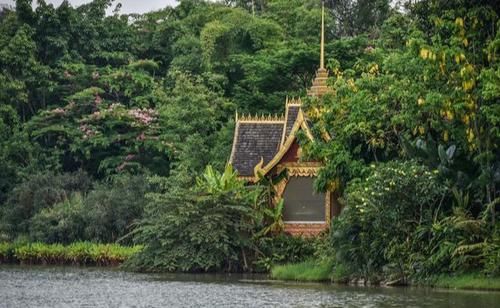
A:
[271,261,500,291]
[0,242,142,266]
[271,260,334,282]
[429,273,500,291]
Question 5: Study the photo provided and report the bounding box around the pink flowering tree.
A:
[27,60,170,177]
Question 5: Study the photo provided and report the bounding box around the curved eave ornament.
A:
[251,109,315,183]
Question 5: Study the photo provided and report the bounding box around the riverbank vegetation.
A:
[271,260,334,282]
[0,242,141,265]
[0,0,498,290]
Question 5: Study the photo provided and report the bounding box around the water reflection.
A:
[0,266,499,308]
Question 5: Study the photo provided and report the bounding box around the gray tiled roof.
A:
[231,122,284,176]
[284,106,300,142]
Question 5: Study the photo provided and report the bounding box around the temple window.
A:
[282,177,326,222]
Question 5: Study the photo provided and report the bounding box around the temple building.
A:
[229,4,340,236]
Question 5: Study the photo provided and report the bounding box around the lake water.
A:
[1,266,499,307]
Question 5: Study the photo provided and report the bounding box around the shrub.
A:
[24,174,148,244]
[29,194,87,244]
[127,165,265,272]
[254,234,320,272]
[0,242,14,263]
[83,174,148,243]
[0,171,92,239]
[330,160,446,281]
[410,208,489,278]
[483,230,500,276]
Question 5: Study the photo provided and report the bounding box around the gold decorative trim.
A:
[277,162,322,176]
[238,176,257,182]
[281,101,291,146]
[228,117,240,164]
[253,157,264,179]
[279,162,322,167]
[286,96,303,106]
[238,114,285,123]
[281,166,319,177]
[273,177,288,204]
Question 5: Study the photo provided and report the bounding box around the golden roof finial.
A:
[320,0,325,70]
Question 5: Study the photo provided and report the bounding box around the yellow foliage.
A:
[455,17,464,27]
[443,130,449,142]
[467,128,475,143]
[462,114,470,125]
[328,178,341,191]
[418,126,425,135]
[440,63,446,74]
[420,48,429,59]
[418,98,425,106]
[347,78,357,91]
[456,53,466,64]
[369,64,379,74]
[445,110,454,121]
[463,38,468,47]
[462,80,475,91]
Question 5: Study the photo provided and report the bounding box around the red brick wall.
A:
[284,223,328,237]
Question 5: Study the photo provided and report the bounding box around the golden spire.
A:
[320,1,325,70]
[307,1,331,98]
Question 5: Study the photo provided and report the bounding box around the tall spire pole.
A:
[320,0,325,70]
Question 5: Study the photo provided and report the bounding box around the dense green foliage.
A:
[301,0,500,282]
[0,0,348,270]
[126,165,319,272]
[0,0,498,281]
[331,161,447,281]
[0,241,141,265]
[126,165,263,272]
[0,172,148,244]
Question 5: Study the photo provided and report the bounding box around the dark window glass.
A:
[282,177,325,222]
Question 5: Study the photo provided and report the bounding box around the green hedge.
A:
[0,242,142,266]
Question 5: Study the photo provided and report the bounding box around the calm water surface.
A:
[1,265,499,307]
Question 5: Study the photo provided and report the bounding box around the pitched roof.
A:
[229,118,284,177]
[229,102,316,179]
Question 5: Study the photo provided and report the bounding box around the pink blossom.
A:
[136,132,146,141]
[51,108,66,116]
[109,103,122,110]
[364,46,375,53]
[80,124,97,139]
[66,101,76,110]
[90,111,101,119]
[128,108,158,125]
[125,154,136,161]
[117,162,126,171]
[95,94,103,106]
